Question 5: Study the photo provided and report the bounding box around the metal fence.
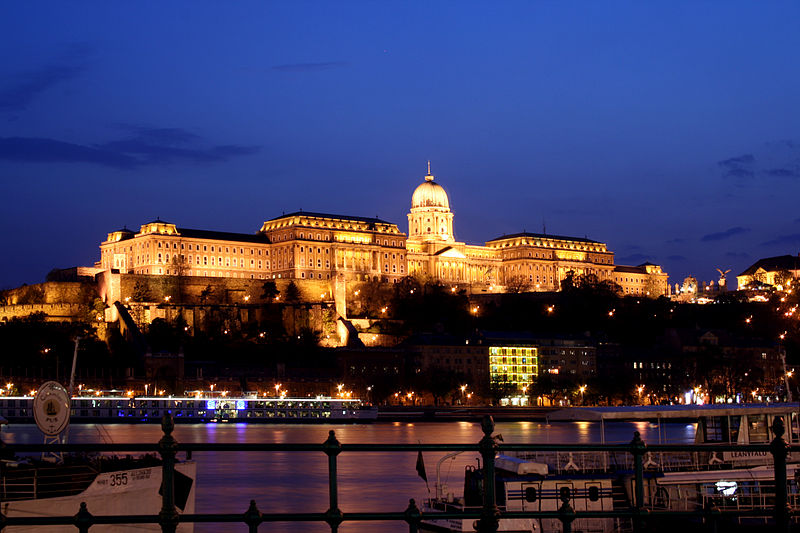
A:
[0,414,796,532]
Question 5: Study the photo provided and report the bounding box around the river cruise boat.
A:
[0,394,378,423]
[422,403,800,533]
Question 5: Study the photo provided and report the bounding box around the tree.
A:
[199,284,215,304]
[285,281,301,303]
[505,275,532,294]
[261,281,279,302]
[488,376,516,405]
[131,281,153,302]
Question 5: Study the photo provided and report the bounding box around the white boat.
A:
[422,403,800,532]
[1,455,196,532]
[1,378,198,531]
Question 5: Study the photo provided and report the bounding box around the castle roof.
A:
[739,254,800,276]
[486,232,602,245]
[177,228,271,244]
[267,211,395,225]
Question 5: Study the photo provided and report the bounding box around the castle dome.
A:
[411,164,450,209]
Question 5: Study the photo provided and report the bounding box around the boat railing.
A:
[1,414,799,533]
[514,447,781,475]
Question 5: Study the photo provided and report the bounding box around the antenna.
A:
[542,218,547,235]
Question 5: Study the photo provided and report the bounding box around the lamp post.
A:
[579,385,587,406]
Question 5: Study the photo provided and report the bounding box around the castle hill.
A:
[1,166,797,409]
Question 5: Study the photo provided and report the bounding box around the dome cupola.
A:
[411,162,450,209]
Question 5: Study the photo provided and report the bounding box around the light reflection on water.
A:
[2,421,696,532]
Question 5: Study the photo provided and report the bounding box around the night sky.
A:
[2,2,799,290]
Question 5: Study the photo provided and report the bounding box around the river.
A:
[2,420,696,532]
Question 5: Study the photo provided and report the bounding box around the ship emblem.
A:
[45,399,59,416]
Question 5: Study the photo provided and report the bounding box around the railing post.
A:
[476,415,499,533]
[558,486,575,533]
[630,431,646,532]
[73,502,93,533]
[770,416,790,532]
[243,499,263,533]
[158,414,179,533]
[404,498,421,533]
[323,430,343,532]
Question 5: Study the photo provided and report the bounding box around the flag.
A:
[416,449,428,483]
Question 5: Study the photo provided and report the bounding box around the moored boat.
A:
[422,403,800,532]
[0,394,377,423]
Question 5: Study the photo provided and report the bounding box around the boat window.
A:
[729,416,741,443]
[748,415,769,442]
[588,486,600,502]
[525,487,537,502]
[703,417,725,442]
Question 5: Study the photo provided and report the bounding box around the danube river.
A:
[3,421,695,532]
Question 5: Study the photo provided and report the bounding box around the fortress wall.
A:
[0,303,84,322]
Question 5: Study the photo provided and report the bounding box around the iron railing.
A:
[0,413,797,532]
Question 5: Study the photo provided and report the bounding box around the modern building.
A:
[98,165,669,295]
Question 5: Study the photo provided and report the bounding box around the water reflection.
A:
[2,421,696,532]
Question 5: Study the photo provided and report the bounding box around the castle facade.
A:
[98,167,668,296]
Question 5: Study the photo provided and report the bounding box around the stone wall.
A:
[100,273,334,306]
[0,303,84,322]
[1,281,95,305]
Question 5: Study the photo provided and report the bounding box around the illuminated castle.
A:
[99,165,668,296]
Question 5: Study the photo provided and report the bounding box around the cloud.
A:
[0,44,90,112]
[760,234,800,247]
[98,139,259,164]
[272,61,349,72]
[724,252,750,259]
[795,217,800,223]
[717,154,755,181]
[765,167,800,178]
[0,137,139,168]
[0,127,260,168]
[666,237,686,244]
[700,226,750,242]
[115,125,202,145]
[619,253,652,264]
[667,255,687,261]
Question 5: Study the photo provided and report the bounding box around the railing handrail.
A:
[0,414,796,533]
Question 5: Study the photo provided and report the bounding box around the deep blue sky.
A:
[2,2,799,290]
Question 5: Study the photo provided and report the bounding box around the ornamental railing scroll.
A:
[0,414,796,532]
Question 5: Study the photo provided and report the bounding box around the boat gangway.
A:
[0,414,798,532]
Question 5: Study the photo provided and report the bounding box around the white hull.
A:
[2,461,196,532]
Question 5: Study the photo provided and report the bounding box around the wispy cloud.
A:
[272,61,349,73]
[0,127,260,169]
[718,154,755,181]
[764,167,800,178]
[0,44,90,112]
[761,234,800,247]
[701,226,750,242]
[0,137,139,168]
[725,252,750,259]
[666,237,686,244]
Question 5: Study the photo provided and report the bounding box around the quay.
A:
[377,405,560,422]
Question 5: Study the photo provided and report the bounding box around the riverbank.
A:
[377,405,560,422]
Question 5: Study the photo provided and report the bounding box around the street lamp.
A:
[579,385,587,405]
[636,385,645,404]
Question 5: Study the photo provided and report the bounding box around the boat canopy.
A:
[548,403,800,422]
